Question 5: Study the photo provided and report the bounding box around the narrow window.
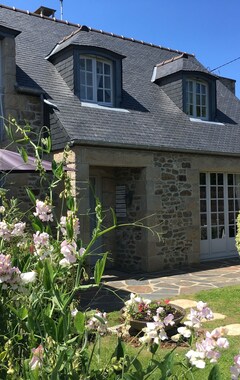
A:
[80,56,112,106]
[186,79,208,120]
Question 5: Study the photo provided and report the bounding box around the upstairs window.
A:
[80,56,112,106]
[186,79,208,120]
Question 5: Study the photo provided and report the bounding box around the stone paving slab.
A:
[221,324,240,336]
[170,299,197,309]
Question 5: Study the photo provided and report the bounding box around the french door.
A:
[200,173,240,260]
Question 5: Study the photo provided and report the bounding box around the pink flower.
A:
[11,222,26,236]
[29,345,44,370]
[60,240,77,266]
[234,354,240,367]
[163,313,175,327]
[34,200,53,222]
[33,231,50,247]
[60,211,80,238]
[0,221,11,240]
[216,337,229,349]
[0,254,21,289]
[33,231,52,259]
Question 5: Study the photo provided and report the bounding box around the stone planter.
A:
[129,304,185,335]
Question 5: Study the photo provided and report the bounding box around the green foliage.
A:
[0,118,235,379]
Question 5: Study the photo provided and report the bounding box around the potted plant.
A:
[123,293,185,337]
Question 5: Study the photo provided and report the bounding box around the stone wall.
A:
[1,35,51,210]
[153,152,194,269]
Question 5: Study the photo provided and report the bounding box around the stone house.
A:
[1,4,240,272]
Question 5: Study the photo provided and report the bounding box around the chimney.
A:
[34,6,56,18]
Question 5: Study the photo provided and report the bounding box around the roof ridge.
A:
[0,3,194,56]
[156,53,189,67]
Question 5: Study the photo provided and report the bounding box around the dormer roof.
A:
[151,54,215,82]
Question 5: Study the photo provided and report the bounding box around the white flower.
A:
[20,271,37,284]
[178,326,192,338]
[216,337,229,349]
[186,349,206,368]
[171,333,181,342]
[71,308,78,317]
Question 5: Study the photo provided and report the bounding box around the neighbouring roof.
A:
[1,4,240,156]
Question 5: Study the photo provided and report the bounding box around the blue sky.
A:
[2,0,240,96]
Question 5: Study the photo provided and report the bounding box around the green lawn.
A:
[88,285,240,379]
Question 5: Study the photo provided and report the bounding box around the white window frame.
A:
[186,79,209,120]
[80,55,113,106]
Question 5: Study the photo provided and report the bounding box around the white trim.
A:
[81,102,129,112]
[190,118,224,126]
[151,67,157,82]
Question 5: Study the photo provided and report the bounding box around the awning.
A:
[0,149,73,172]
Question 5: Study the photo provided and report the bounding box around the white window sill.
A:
[190,118,224,126]
[81,102,129,113]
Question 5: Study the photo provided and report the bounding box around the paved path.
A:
[105,258,240,299]
[80,258,240,312]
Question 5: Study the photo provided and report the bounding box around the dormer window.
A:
[80,56,112,106]
[186,79,208,120]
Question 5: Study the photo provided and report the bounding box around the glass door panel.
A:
[200,172,240,260]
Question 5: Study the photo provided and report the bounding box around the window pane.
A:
[196,106,201,117]
[229,225,235,237]
[87,87,93,100]
[228,187,234,198]
[97,89,103,102]
[211,187,216,198]
[218,187,224,198]
[105,89,111,103]
[200,173,206,185]
[104,63,110,75]
[228,174,234,185]
[201,84,206,94]
[211,199,217,212]
[97,75,103,88]
[218,200,224,211]
[210,173,216,185]
[86,59,92,71]
[200,200,206,212]
[201,214,207,226]
[97,61,103,74]
[80,71,86,85]
[87,73,92,86]
[80,58,85,69]
[200,186,206,198]
[80,85,86,99]
[105,76,111,89]
[211,213,217,225]
[201,227,207,240]
[218,173,223,185]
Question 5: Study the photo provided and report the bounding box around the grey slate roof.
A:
[151,54,214,81]
[1,4,240,155]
